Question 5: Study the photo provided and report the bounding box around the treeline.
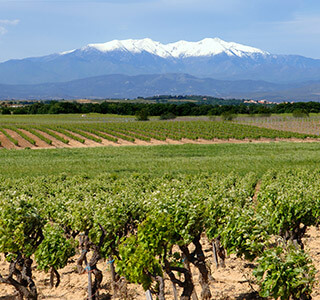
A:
[139,94,244,105]
[2,100,320,116]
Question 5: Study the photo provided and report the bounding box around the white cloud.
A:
[0,19,19,36]
[0,26,7,35]
[0,19,20,25]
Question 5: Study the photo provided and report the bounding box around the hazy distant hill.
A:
[1,73,319,101]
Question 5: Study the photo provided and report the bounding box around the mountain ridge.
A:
[69,37,268,58]
[1,38,320,85]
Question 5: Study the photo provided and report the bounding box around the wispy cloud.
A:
[0,19,19,36]
[0,19,20,25]
[0,27,7,35]
[276,14,320,35]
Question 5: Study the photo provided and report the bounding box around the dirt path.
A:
[0,131,17,149]
[19,129,54,149]
[252,181,261,204]
[115,138,135,146]
[87,131,118,147]
[35,129,72,148]
[5,129,34,148]
[63,129,103,148]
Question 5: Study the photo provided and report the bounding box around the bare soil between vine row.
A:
[0,128,319,150]
[1,226,320,300]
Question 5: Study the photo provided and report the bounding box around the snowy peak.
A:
[70,38,268,58]
[164,38,268,58]
[84,38,172,58]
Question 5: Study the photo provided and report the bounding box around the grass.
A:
[1,142,320,178]
[0,113,319,179]
[0,113,135,125]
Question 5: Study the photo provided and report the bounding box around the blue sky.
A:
[0,0,320,62]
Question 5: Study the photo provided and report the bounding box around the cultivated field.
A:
[2,114,320,300]
[235,114,320,136]
[1,170,320,300]
[0,114,318,150]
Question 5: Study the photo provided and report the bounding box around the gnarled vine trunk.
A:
[77,224,106,300]
[164,258,194,300]
[0,257,38,300]
[50,267,60,288]
[213,235,226,268]
[180,236,212,300]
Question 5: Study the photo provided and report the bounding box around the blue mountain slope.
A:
[1,38,320,84]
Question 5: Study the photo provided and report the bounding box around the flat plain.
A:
[2,113,320,300]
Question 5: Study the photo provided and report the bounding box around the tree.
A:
[135,109,149,121]
[221,111,237,121]
[292,109,309,118]
[1,107,11,115]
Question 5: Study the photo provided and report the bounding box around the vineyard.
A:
[0,119,318,149]
[1,170,320,299]
[235,114,320,136]
[1,114,320,299]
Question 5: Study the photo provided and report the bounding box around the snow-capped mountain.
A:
[71,38,268,58]
[1,38,320,85]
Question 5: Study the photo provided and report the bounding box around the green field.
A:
[1,142,320,178]
[0,114,319,179]
[0,113,134,124]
